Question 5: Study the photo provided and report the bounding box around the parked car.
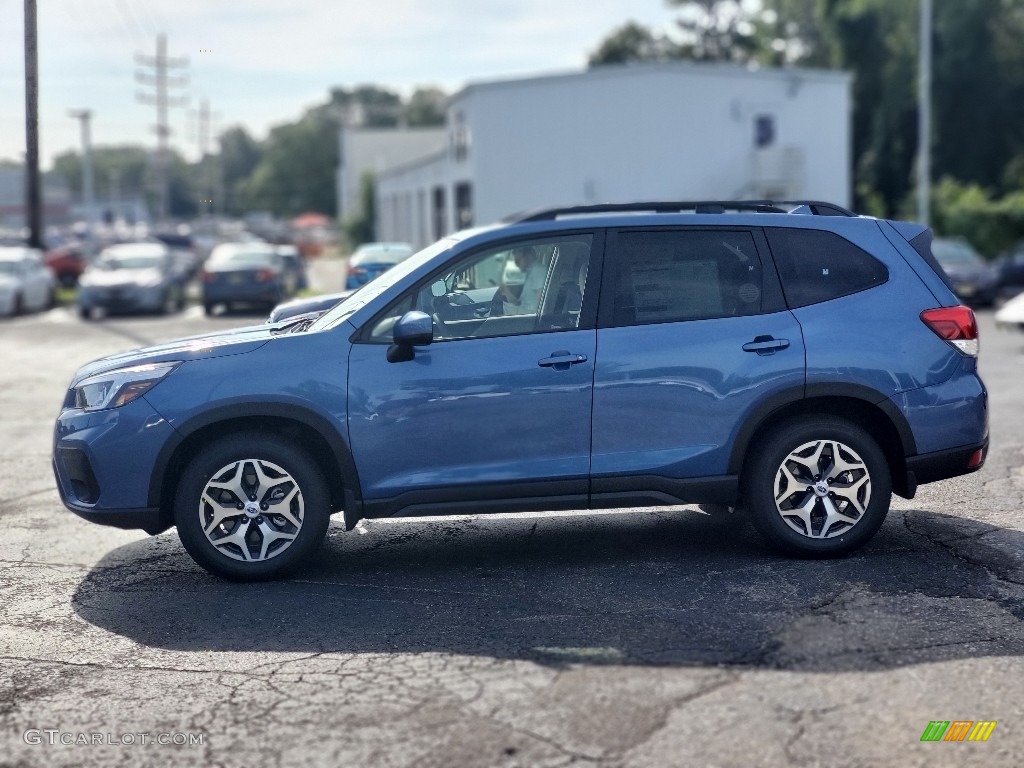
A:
[267,289,354,323]
[202,242,291,315]
[994,291,1024,330]
[995,243,1024,298]
[931,237,998,306]
[345,242,413,289]
[276,245,308,292]
[52,200,988,581]
[77,243,186,319]
[43,241,88,287]
[0,246,55,316]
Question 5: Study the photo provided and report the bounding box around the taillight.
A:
[256,269,274,282]
[348,265,366,276]
[202,271,214,283]
[921,306,979,356]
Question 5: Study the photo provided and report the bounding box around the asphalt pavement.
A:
[1,301,1023,767]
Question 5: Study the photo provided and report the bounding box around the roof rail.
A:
[509,200,854,223]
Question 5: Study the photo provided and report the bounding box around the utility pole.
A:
[135,34,188,226]
[918,0,932,226]
[190,98,220,218]
[24,0,43,249]
[68,110,97,255]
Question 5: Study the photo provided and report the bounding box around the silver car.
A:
[77,242,186,319]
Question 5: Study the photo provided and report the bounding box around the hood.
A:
[69,324,278,386]
[81,267,162,287]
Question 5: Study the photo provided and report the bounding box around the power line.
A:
[113,0,147,45]
[136,33,188,223]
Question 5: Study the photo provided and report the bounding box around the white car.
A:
[0,246,55,317]
[995,292,1024,331]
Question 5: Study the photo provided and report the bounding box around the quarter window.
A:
[608,230,764,326]
[766,228,889,308]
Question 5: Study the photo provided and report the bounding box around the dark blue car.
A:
[53,201,988,580]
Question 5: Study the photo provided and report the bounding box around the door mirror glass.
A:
[430,279,446,298]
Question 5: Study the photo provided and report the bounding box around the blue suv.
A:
[53,201,988,580]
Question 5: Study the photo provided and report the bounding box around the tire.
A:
[13,294,23,316]
[161,286,181,315]
[743,417,891,558]
[203,303,216,316]
[173,433,331,581]
[79,306,93,321]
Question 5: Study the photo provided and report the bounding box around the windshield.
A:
[97,255,163,270]
[308,238,455,332]
[932,240,982,266]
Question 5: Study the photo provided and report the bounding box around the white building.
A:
[336,126,446,226]
[375,62,852,249]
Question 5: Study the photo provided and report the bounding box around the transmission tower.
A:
[135,34,188,224]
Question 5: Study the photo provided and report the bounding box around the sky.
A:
[0,0,680,169]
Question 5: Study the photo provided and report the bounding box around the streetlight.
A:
[68,109,97,255]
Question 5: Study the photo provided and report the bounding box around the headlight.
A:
[73,362,180,412]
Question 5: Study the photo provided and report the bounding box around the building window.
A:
[452,112,470,162]
[754,114,776,148]
[432,186,447,239]
[455,182,473,230]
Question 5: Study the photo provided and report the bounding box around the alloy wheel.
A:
[198,459,304,562]
[773,439,871,539]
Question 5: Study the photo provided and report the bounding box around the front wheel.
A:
[174,433,331,581]
[744,417,891,558]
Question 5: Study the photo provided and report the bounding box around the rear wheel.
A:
[744,417,891,557]
[174,433,331,581]
[203,302,216,316]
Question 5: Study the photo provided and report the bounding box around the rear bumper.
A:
[905,438,988,491]
[203,283,280,303]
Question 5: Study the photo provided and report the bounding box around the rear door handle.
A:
[742,336,790,355]
[538,350,588,368]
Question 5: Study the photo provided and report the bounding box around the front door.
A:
[347,234,598,514]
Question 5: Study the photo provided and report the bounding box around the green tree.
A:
[404,87,447,127]
[589,21,672,65]
[218,126,262,215]
[236,111,338,216]
[344,171,377,246]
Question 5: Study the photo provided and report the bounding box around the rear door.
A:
[591,227,805,499]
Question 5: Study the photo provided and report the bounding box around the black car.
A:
[931,237,998,307]
[266,289,353,323]
[995,244,1024,298]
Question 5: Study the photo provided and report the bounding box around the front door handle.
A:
[742,336,790,355]
[538,350,588,369]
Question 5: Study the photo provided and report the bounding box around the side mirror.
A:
[430,279,446,297]
[387,310,433,363]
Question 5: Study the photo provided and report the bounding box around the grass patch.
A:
[55,287,77,306]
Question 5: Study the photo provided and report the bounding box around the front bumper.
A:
[52,459,167,533]
[52,395,177,534]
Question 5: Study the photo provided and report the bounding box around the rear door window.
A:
[606,229,764,327]
[766,228,888,308]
